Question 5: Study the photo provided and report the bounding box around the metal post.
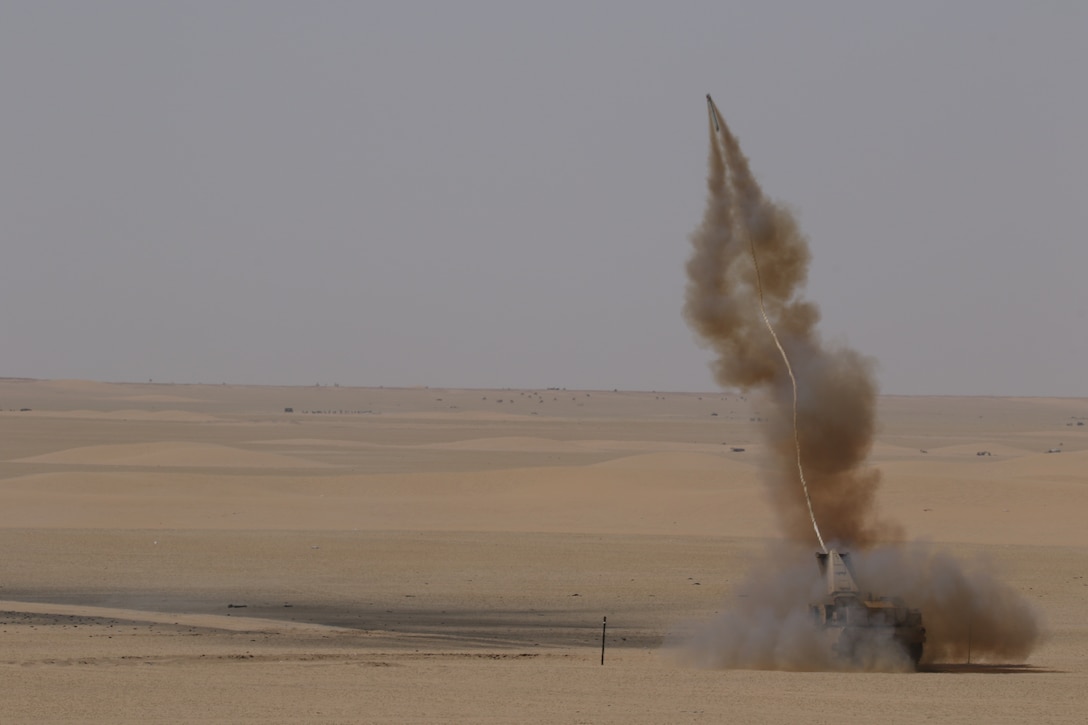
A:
[601,616,607,665]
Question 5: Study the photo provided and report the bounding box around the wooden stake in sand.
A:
[601,616,607,665]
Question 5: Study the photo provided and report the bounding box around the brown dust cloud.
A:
[678,96,1040,670]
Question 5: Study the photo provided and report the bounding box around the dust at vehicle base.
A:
[810,550,926,668]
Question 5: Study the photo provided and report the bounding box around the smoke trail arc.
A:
[747,234,826,553]
[687,95,890,547]
[681,95,1041,673]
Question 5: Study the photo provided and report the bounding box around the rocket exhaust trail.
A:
[747,214,827,553]
[688,95,891,547]
[680,95,1042,672]
[700,94,825,552]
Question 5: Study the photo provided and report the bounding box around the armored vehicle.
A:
[810,550,926,667]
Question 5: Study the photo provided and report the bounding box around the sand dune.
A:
[0,459,768,536]
[926,442,1059,457]
[0,600,354,634]
[987,448,1088,479]
[590,450,753,470]
[430,438,742,456]
[15,441,332,468]
[116,394,208,403]
[17,408,222,423]
[0,380,1084,723]
[247,437,378,448]
[429,436,586,452]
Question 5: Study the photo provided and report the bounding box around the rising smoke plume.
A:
[681,97,1041,669]
[676,543,1042,671]
[685,97,894,547]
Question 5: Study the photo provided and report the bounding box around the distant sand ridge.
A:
[16,441,332,468]
[0,379,1085,722]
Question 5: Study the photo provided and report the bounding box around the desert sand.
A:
[0,379,1084,723]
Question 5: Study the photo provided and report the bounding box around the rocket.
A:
[706,93,722,133]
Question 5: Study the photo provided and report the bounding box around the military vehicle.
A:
[810,550,926,667]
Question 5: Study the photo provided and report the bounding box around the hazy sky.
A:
[3,2,1086,395]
